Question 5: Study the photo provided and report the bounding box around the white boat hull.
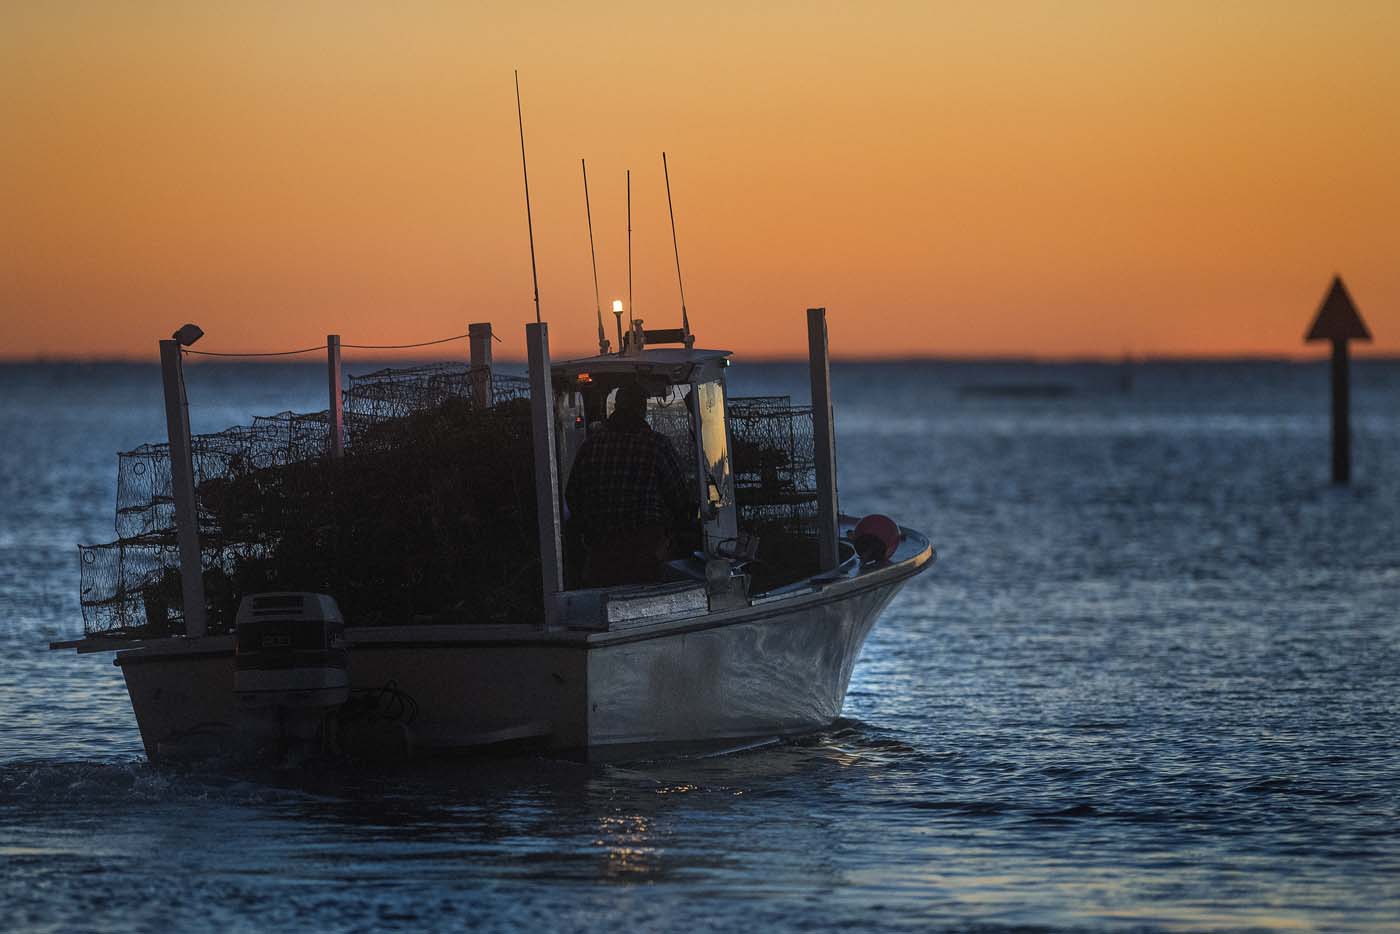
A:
[107,528,932,763]
[585,580,898,753]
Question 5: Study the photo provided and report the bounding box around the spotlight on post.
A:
[172,324,204,347]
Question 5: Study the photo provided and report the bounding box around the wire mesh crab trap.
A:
[726,396,821,589]
[81,366,538,637]
[79,367,823,636]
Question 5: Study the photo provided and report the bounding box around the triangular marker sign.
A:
[1306,276,1372,342]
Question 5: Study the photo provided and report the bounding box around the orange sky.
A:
[2,2,1397,360]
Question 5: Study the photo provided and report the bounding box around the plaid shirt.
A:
[565,414,692,538]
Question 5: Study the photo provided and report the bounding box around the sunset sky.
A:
[2,2,1397,360]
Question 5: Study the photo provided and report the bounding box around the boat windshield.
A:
[693,379,737,551]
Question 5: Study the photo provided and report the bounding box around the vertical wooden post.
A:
[807,308,840,571]
[469,322,493,408]
[158,340,207,637]
[1331,338,1350,485]
[526,322,565,623]
[327,334,344,459]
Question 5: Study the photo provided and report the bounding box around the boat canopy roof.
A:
[552,348,732,389]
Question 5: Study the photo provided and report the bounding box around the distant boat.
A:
[959,383,1075,399]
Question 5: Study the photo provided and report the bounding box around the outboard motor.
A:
[235,592,349,710]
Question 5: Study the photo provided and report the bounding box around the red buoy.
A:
[852,514,900,565]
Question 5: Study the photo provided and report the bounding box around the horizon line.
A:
[3,351,1398,366]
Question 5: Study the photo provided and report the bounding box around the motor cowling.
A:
[234,592,349,709]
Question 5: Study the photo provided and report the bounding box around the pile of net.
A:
[81,365,536,637]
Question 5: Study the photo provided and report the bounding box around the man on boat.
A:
[565,382,693,587]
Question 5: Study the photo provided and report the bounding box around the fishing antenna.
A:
[626,169,634,338]
[662,152,692,345]
[515,70,541,324]
[582,159,607,354]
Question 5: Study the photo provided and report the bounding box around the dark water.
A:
[2,358,1399,932]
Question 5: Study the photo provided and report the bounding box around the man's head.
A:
[613,382,649,420]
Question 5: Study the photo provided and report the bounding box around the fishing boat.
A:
[53,312,932,764]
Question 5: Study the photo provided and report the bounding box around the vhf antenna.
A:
[582,159,607,354]
[624,168,634,346]
[662,152,692,346]
[514,70,541,324]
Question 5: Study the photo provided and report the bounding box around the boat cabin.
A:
[552,345,739,569]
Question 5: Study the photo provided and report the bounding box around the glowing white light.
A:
[612,300,624,313]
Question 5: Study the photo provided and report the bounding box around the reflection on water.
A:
[595,813,657,879]
[2,360,1400,931]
